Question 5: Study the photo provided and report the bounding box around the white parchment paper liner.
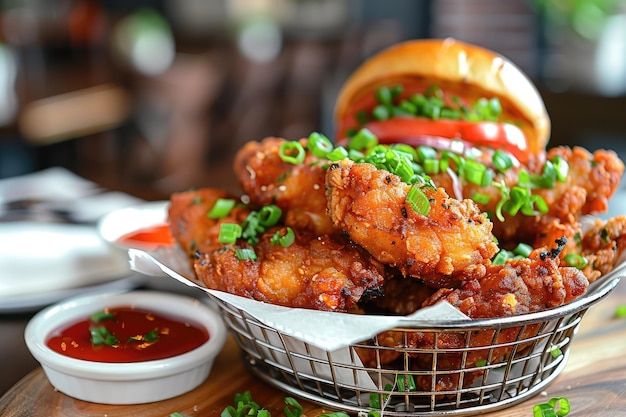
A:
[128,247,470,353]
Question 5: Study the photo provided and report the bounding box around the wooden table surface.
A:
[1,278,625,417]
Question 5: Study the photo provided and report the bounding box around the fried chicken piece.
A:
[168,188,250,268]
[423,243,589,316]
[428,146,624,251]
[579,214,626,281]
[194,227,386,312]
[406,242,589,393]
[325,159,499,286]
[234,137,337,236]
[168,188,386,312]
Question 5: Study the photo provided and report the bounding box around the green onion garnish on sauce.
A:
[128,329,160,344]
[90,326,119,346]
[90,311,115,323]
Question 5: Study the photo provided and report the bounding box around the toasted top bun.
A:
[334,38,550,157]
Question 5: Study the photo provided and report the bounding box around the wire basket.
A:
[209,275,621,416]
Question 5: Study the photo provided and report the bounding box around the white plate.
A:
[0,222,139,313]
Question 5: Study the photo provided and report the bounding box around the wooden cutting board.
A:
[2,279,625,417]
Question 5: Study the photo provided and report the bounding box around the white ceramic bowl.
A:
[97,200,170,251]
[24,290,227,404]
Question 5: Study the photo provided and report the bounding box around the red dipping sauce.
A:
[46,306,209,363]
[117,224,174,249]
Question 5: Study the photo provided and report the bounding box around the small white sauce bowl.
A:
[24,290,227,404]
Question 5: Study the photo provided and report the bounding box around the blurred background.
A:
[1,0,626,199]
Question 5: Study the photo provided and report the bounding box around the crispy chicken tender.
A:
[405,242,589,393]
[234,137,337,236]
[168,188,250,268]
[325,159,499,286]
[194,227,386,312]
[169,188,386,312]
[428,146,624,252]
[579,215,626,281]
[422,243,589,316]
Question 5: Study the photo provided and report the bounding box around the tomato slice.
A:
[361,118,528,162]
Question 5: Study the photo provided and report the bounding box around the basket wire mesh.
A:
[209,275,621,416]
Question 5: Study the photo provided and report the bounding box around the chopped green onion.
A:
[492,181,510,222]
[396,374,416,392]
[417,146,437,162]
[513,242,533,258]
[348,128,378,150]
[492,149,514,172]
[601,227,611,244]
[503,186,530,216]
[278,141,306,165]
[144,329,159,342]
[614,305,626,318]
[389,143,417,160]
[90,311,115,323]
[530,194,549,214]
[492,250,510,265]
[283,397,303,417]
[90,326,119,346]
[235,248,257,261]
[208,198,236,219]
[326,146,349,161]
[257,205,282,227]
[356,110,369,125]
[423,158,439,174]
[307,132,333,158]
[533,397,571,417]
[440,107,461,119]
[550,346,563,358]
[347,149,365,161]
[397,99,417,115]
[375,86,393,105]
[480,168,494,187]
[564,253,589,270]
[372,104,390,121]
[406,186,430,216]
[463,159,487,185]
[548,397,571,416]
[218,223,242,244]
[552,155,569,182]
[348,128,378,151]
[475,359,487,367]
[128,329,159,344]
[241,212,262,245]
[472,192,491,205]
[271,227,295,247]
[390,84,403,97]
